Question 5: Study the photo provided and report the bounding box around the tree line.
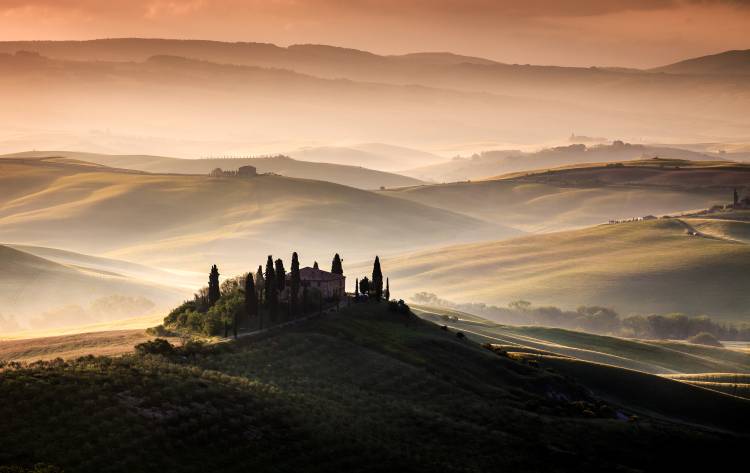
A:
[163,253,388,337]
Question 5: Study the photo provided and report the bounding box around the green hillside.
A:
[415,306,750,374]
[1,151,425,190]
[386,158,744,231]
[1,302,747,472]
[0,157,506,275]
[371,218,750,321]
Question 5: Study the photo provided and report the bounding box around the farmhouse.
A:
[294,265,346,299]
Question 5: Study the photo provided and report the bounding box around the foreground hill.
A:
[365,218,750,321]
[0,157,505,275]
[386,158,739,232]
[1,303,747,472]
[1,151,425,189]
[0,244,187,331]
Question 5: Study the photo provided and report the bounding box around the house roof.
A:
[293,266,345,281]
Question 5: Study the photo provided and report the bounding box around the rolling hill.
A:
[0,244,187,331]
[400,142,729,182]
[1,41,749,157]
[385,158,742,232]
[652,49,750,75]
[1,151,426,189]
[414,306,750,375]
[0,302,747,472]
[0,157,508,276]
[358,217,750,321]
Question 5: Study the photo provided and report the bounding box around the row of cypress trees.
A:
[205,252,388,336]
[206,252,347,332]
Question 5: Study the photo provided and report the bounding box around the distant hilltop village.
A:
[160,252,395,339]
[209,165,257,178]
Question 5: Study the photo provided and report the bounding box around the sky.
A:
[0,0,749,67]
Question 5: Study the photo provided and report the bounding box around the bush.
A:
[135,338,176,356]
[146,325,176,337]
[687,332,723,347]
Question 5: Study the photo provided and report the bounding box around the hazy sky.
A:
[0,0,749,67]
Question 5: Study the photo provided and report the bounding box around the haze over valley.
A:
[1,4,750,470]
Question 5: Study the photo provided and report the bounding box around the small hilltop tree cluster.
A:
[354,256,391,303]
[163,251,352,337]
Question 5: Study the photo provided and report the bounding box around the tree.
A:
[208,265,221,307]
[331,253,343,275]
[313,261,319,270]
[384,278,390,301]
[254,266,264,305]
[290,252,301,317]
[372,256,383,301]
[354,278,359,297]
[734,188,740,206]
[264,256,275,308]
[359,277,371,295]
[265,256,278,322]
[275,258,286,293]
[244,272,257,323]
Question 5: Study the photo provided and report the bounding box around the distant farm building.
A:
[238,165,257,177]
[209,166,257,178]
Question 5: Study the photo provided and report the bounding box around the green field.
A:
[370,218,750,321]
[1,302,748,472]
[415,305,750,374]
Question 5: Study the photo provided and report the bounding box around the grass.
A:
[0,329,177,362]
[386,158,740,232]
[369,218,750,321]
[1,302,748,472]
[0,157,500,278]
[415,306,750,374]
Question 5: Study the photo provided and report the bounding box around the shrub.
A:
[135,338,176,356]
[687,332,723,347]
[146,325,176,337]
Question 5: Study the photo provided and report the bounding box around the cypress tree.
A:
[264,256,275,308]
[354,278,359,297]
[208,264,221,307]
[290,252,301,317]
[372,256,383,301]
[313,261,319,270]
[331,253,343,275]
[734,188,740,206]
[265,256,278,322]
[385,278,390,301]
[255,265,264,304]
[244,272,258,322]
[275,258,286,292]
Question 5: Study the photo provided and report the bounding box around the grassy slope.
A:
[372,218,750,321]
[0,244,186,326]
[387,159,744,231]
[0,329,166,362]
[415,306,750,374]
[1,303,747,472]
[1,151,425,190]
[0,158,507,274]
